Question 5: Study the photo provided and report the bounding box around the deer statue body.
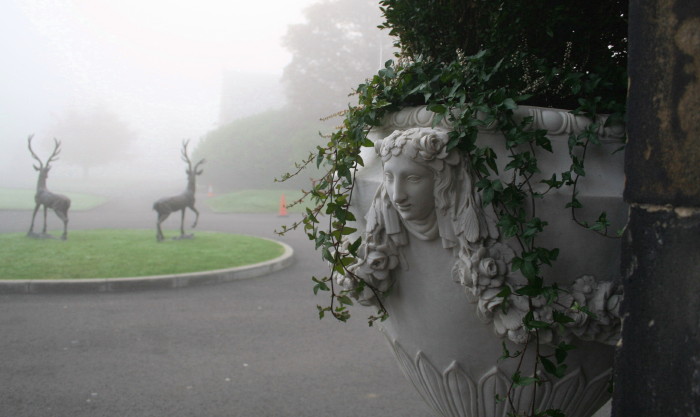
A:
[153,140,205,241]
[27,135,71,240]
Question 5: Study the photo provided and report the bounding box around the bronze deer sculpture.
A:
[27,135,71,240]
[153,140,205,241]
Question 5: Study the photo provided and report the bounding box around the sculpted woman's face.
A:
[383,154,435,222]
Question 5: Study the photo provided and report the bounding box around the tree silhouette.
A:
[281,0,397,119]
[50,105,135,177]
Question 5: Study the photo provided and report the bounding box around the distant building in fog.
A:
[218,70,286,126]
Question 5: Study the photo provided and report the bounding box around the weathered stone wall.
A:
[616,0,700,416]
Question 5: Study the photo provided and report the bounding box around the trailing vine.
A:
[279,2,627,416]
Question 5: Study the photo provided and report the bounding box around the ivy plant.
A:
[279,2,627,416]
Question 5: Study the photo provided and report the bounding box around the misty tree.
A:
[196,0,396,192]
[281,0,397,119]
[50,105,135,177]
[194,108,324,191]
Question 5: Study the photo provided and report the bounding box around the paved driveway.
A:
[0,193,431,417]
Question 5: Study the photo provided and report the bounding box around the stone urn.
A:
[339,106,625,417]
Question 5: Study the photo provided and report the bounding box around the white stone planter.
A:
[343,106,625,417]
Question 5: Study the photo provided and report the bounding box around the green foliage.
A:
[281,0,397,118]
[0,230,284,279]
[379,0,628,109]
[193,109,325,191]
[49,105,135,176]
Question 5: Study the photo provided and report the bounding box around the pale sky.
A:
[1,0,318,184]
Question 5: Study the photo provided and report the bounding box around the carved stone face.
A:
[383,154,435,222]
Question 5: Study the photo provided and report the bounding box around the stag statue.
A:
[153,140,205,241]
[27,135,71,240]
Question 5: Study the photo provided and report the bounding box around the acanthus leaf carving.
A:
[383,334,610,417]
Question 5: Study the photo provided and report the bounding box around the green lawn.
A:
[0,229,285,279]
[205,189,312,213]
[0,188,107,211]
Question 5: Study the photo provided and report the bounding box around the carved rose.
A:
[335,274,354,292]
[565,276,623,344]
[352,248,400,293]
[336,270,382,307]
[456,244,512,303]
[363,251,398,277]
[479,258,499,278]
[416,133,449,161]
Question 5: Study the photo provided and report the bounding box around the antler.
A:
[27,134,43,170]
[181,139,205,172]
[46,138,62,166]
[194,158,206,172]
[181,139,192,169]
[28,135,63,169]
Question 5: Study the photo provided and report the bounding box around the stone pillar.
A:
[614,0,700,416]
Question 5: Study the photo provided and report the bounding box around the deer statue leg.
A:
[27,204,40,236]
[156,212,168,242]
[55,209,69,240]
[180,209,186,236]
[42,205,48,235]
[190,206,200,228]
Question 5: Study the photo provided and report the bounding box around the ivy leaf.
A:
[571,159,586,176]
[511,370,539,387]
[567,133,581,153]
[341,226,358,235]
[540,355,557,374]
[555,342,576,364]
[589,212,610,232]
[502,98,518,110]
[523,311,550,329]
[321,247,335,263]
[499,341,521,361]
[496,285,512,299]
[552,310,574,324]
[432,112,445,127]
[427,103,447,114]
[565,197,583,209]
[535,133,553,153]
[571,302,598,320]
[337,295,354,306]
[312,276,330,295]
[348,237,362,255]
[520,259,539,281]
[317,305,329,320]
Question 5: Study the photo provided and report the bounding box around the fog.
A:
[1,0,317,195]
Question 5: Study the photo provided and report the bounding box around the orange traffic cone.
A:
[278,194,288,217]
[207,185,215,197]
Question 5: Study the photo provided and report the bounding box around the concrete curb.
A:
[0,239,294,294]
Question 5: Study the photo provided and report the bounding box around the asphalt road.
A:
[0,191,431,417]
